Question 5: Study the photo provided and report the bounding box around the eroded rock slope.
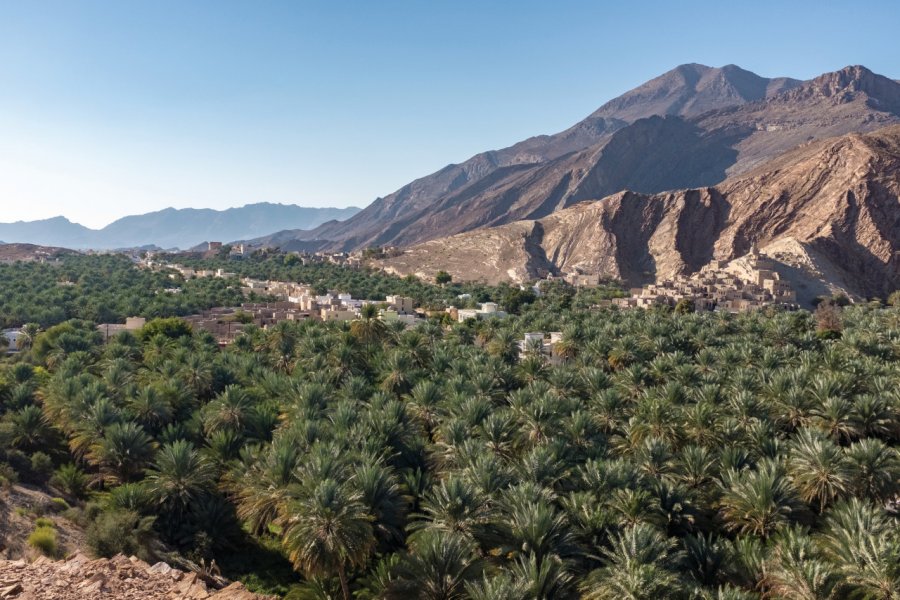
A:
[379,125,900,300]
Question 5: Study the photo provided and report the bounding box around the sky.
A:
[1,1,899,228]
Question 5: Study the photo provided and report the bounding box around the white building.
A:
[2,329,23,352]
[518,331,565,363]
[456,303,509,323]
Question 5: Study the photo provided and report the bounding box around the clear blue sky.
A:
[1,0,898,228]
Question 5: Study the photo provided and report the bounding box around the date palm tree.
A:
[464,571,528,600]
[385,530,483,600]
[281,478,375,600]
[507,553,577,599]
[351,303,386,348]
[816,498,900,599]
[717,461,807,539]
[9,405,53,451]
[409,476,494,545]
[581,524,685,600]
[810,396,862,445]
[203,385,252,434]
[766,527,839,600]
[786,428,851,512]
[501,499,580,565]
[844,438,900,502]
[145,439,216,516]
[181,353,213,399]
[230,439,302,534]
[675,444,718,492]
[127,386,173,433]
[381,350,417,397]
[355,461,409,551]
[17,323,41,352]
[407,380,444,441]
[88,421,156,484]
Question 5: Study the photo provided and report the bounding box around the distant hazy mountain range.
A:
[0,203,361,250]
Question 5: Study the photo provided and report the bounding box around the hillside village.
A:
[140,247,802,342]
[0,245,830,355]
[612,245,800,312]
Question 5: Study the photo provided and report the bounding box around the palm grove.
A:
[0,255,898,599]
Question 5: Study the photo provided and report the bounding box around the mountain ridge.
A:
[375,124,900,301]
[0,203,361,250]
[255,63,899,252]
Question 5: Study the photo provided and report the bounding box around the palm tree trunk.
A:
[338,563,350,600]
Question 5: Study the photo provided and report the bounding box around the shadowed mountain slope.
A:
[259,65,900,252]
[377,125,900,301]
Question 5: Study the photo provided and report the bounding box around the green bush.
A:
[29,452,54,482]
[888,290,900,307]
[0,461,17,483]
[49,498,70,513]
[675,298,695,314]
[86,509,156,562]
[140,317,193,341]
[816,328,842,340]
[35,517,54,528]
[62,507,84,526]
[27,526,57,557]
[106,482,154,513]
[50,464,89,500]
[5,450,29,479]
[82,502,104,523]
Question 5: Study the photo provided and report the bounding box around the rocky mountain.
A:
[587,63,800,122]
[0,203,360,250]
[377,125,900,302]
[0,243,76,263]
[259,64,899,252]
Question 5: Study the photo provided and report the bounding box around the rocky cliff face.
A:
[0,553,271,600]
[259,65,899,253]
[378,125,900,300]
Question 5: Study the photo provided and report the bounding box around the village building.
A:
[321,307,359,322]
[97,316,147,341]
[456,302,509,322]
[518,331,564,363]
[2,329,23,353]
[386,295,415,314]
[379,309,423,327]
[565,272,601,287]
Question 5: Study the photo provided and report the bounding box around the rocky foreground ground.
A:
[0,553,272,600]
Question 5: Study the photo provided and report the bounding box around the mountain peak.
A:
[776,65,900,110]
[590,63,798,122]
[812,65,878,92]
